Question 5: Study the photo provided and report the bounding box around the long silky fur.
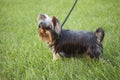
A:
[37,14,105,59]
[50,29,103,58]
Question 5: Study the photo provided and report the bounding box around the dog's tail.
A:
[95,28,105,43]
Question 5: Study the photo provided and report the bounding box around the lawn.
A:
[0,0,120,80]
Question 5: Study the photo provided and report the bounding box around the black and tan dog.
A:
[37,14,105,60]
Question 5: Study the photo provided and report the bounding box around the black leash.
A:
[61,0,78,28]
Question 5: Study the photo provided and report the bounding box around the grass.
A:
[0,0,120,80]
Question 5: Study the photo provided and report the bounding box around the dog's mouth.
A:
[38,28,53,43]
[38,28,48,37]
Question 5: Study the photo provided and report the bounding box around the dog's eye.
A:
[46,27,50,30]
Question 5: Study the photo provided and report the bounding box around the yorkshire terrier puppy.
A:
[37,14,105,60]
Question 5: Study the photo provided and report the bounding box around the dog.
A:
[37,14,105,60]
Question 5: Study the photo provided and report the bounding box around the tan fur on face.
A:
[38,28,53,43]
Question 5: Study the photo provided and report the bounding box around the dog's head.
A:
[37,14,61,44]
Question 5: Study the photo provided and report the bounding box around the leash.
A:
[61,0,78,28]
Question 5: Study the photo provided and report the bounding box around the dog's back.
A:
[53,28,104,58]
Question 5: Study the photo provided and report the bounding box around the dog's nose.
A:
[40,22,46,27]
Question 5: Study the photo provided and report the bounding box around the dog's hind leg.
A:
[94,44,102,59]
[86,47,95,58]
[87,46,101,59]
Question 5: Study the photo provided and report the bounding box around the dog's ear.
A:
[37,14,49,27]
[52,16,61,34]
[37,14,49,21]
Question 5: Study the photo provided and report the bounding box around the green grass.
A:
[0,0,120,80]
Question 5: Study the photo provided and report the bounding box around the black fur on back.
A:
[50,30,102,58]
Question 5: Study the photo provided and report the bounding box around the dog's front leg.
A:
[53,52,60,60]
